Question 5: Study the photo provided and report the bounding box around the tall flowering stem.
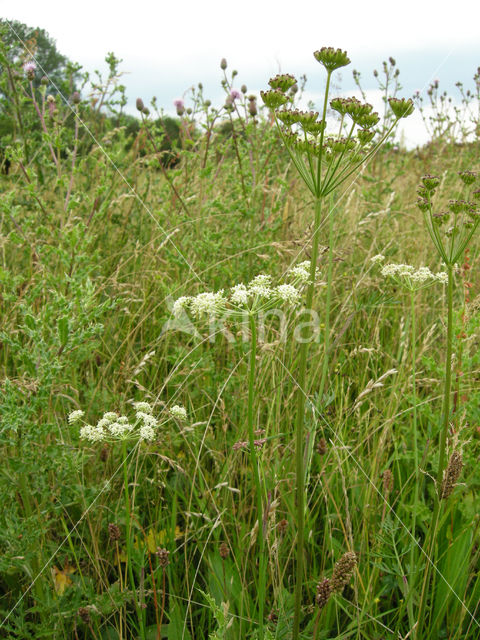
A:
[415,171,479,637]
[171,271,309,638]
[246,314,267,638]
[122,440,146,640]
[262,48,414,639]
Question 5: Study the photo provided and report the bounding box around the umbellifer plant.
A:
[262,46,414,639]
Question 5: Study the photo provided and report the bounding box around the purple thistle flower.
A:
[23,60,36,79]
[174,98,185,116]
[230,89,241,101]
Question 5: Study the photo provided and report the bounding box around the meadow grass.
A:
[1,35,480,640]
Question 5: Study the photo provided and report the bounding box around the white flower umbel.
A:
[189,291,227,318]
[172,268,308,325]
[288,260,321,284]
[230,283,249,305]
[170,405,187,420]
[275,284,302,306]
[172,296,191,318]
[68,409,84,424]
[370,254,385,264]
[378,260,448,292]
[132,401,153,413]
[71,398,190,445]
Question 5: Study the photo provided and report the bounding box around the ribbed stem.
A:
[292,196,323,639]
[416,265,454,638]
[246,315,266,638]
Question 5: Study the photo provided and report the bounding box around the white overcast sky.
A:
[2,0,480,145]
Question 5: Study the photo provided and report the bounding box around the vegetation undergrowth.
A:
[1,18,480,640]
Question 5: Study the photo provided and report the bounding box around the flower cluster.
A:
[172,263,321,321]
[416,172,480,265]
[68,400,188,444]
[260,47,414,197]
[371,255,447,290]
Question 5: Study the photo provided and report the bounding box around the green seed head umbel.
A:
[388,97,414,119]
[260,89,288,109]
[313,47,351,72]
[458,170,476,186]
[421,174,440,192]
[268,73,297,93]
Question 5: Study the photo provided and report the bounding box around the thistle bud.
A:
[220,58,227,70]
[174,99,185,116]
[72,91,81,104]
[388,97,414,119]
[136,97,144,112]
[472,189,480,200]
[441,451,463,499]
[23,60,36,80]
[142,106,150,116]
[241,84,247,94]
[313,47,351,73]
[41,75,48,85]
[248,99,257,117]
[330,551,358,593]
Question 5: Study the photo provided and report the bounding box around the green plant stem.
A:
[319,196,334,400]
[407,289,419,632]
[292,196,323,639]
[246,314,266,638]
[416,265,454,639]
[122,440,145,640]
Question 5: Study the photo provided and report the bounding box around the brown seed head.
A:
[277,518,288,536]
[315,577,332,608]
[441,450,463,499]
[108,522,121,542]
[330,551,358,593]
[267,608,278,623]
[100,444,109,462]
[156,547,170,567]
[219,542,230,559]
[382,469,393,494]
[78,607,91,624]
[317,437,327,455]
